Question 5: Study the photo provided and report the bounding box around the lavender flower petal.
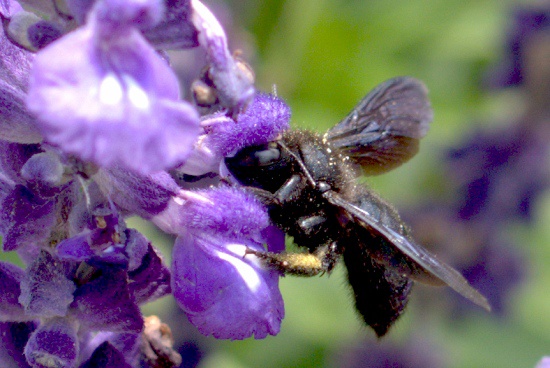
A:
[0,0,23,17]
[95,167,180,218]
[56,233,96,262]
[27,6,200,174]
[169,187,283,339]
[153,186,271,240]
[172,235,283,340]
[536,357,550,368]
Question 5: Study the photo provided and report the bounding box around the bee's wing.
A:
[324,190,491,311]
[325,77,433,175]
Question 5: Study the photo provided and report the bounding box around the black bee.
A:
[224,77,490,337]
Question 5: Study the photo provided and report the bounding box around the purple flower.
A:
[26,0,201,175]
[158,187,285,340]
[1,0,294,364]
[94,167,181,218]
[0,321,37,367]
[447,123,549,225]
[486,4,550,88]
[24,317,79,368]
[177,93,290,176]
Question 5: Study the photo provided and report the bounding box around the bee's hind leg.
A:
[245,241,340,276]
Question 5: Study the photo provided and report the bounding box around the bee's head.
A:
[224,140,293,193]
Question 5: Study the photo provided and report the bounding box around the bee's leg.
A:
[245,241,341,276]
[273,174,302,203]
[242,174,302,206]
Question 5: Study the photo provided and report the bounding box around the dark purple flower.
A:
[0,261,27,321]
[0,321,37,368]
[24,317,79,368]
[26,0,201,175]
[70,264,143,334]
[457,237,525,315]
[81,341,133,368]
[447,123,549,224]
[331,335,446,368]
[0,184,57,251]
[486,4,550,88]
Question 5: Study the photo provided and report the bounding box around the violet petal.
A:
[128,244,171,305]
[208,93,291,156]
[0,321,37,368]
[26,11,200,174]
[144,0,198,49]
[172,235,284,340]
[80,341,132,368]
[18,251,76,318]
[190,0,254,112]
[70,266,143,333]
[95,167,180,218]
[24,318,79,368]
[0,185,56,251]
[0,261,27,321]
[0,23,42,143]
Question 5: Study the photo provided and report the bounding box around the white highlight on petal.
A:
[124,75,150,110]
[216,244,261,293]
[99,74,123,105]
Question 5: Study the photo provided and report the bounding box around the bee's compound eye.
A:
[254,147,280,165]
[225,143,282,170]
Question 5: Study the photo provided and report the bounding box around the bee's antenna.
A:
[278,141,316,188]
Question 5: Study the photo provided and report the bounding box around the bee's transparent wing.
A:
[325,190,491,311]
[325,77,433,175]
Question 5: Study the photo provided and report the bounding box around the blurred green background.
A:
[145,0,550,367]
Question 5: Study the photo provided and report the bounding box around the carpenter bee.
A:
[224,77,490,337]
